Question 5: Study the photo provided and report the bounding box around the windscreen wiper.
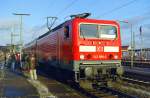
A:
[80,29,85,40]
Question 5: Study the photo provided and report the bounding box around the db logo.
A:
[97,46,103,52]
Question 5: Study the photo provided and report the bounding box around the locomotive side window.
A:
[80,24,117,39]
[64,26,69,38]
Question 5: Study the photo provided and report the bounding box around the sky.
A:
[0,0,150,49]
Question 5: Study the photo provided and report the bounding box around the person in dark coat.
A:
[11,53,16,71]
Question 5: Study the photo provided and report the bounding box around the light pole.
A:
[117,20,134,68]
[129,23,134,68]
[13,13,30,67]
[139,26,143,60]
[11,26,20,53]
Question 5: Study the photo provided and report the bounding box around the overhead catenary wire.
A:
[48,0,56,9]
[55,0,79,17]
[31,16,61,39]
[96,0,138,18]
[31,0,78,40]
[31,23,47,39]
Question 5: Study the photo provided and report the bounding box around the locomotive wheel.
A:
[79,80,93,90]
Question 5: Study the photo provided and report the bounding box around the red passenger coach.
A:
[24,13,123,87]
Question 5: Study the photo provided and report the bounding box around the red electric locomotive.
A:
[24,13,123,87]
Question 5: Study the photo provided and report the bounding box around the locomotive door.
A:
[57,32,61,65]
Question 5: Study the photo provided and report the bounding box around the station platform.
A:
[0,69,39,97]
[0,66,87,98]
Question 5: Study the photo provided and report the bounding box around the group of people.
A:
[11,52,37,80]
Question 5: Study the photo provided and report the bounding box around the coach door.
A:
[57,31,61,65]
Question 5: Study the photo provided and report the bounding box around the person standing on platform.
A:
[29,53,37,80]
[15,53,20,71]
[21,53,26,71]
[0,63,4,79]
[11,53,16,71]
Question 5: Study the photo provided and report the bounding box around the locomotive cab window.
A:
[64,26,69,38]
[99,25,117,39]
[80,24,117,39]
[80,24,97,38]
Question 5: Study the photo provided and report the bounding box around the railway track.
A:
[96,86,137,98]
[70,83,137,98]
[123,66,150,82]
[76,75,150,98]
[124,71,150,82]
[38,70,138,98]
[122,77,150,87]
[37,64,150,98]
[107,78,150,98]
[122,61,150,68]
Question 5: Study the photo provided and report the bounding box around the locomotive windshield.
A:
[80,24,117,39]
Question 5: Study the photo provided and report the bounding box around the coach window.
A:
[64,26,69,38]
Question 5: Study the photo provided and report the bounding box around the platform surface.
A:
[0,68,39,97]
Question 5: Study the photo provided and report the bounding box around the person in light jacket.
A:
[29,54,37,80]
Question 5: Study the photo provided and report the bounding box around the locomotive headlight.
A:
[114,55,118,59]
[80,55,85,59]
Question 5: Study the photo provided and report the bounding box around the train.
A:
[23,13,123,88]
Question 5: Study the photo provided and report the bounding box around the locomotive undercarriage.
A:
[37,60,123,89]
[74,60,123,89]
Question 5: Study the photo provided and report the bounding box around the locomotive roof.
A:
[37,18,118,40]
[38,20,69,40]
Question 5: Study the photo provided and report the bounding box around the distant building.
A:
[122,46,129,52]
[122,46,130,60]
[121,46,150,61]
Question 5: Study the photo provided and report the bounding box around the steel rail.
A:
[96,86,138,98]
[122,77,150,87]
